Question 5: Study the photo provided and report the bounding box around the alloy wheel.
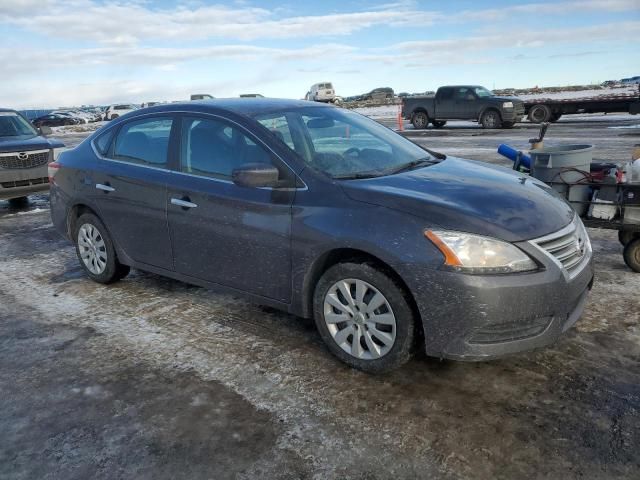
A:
[78,223,108,275]
[323,278,397,360]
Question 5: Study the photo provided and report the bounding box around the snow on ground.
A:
[351,105,400,118]
[517,85,639,101]
[51,121,106,135]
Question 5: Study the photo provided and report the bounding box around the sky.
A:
[0,0,639,108]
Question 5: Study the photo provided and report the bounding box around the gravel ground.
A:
[1,114,639,479]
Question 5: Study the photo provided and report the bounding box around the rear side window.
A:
[112,117,172,167]
[439,88,453,99]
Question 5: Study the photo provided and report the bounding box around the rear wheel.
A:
[528,104,552,123]
[411,111,429,129]
[623,238,640,273]
[74,213,130,284]
[431,120,447,128]
[313,262,416,373]
[550,113,562,122]
[481,110,502,129]
[110,114,119,120]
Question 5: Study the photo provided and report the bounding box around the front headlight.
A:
[502,101,514,109]
[425,230,537,274]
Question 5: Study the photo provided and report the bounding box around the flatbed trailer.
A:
[524,87,640,123]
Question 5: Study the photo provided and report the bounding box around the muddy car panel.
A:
[50,99,593,362]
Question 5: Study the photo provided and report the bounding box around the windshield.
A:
[0,112,38,138]
[473,87,494,98]
[253,107,440,179]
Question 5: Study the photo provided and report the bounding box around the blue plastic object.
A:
[497,144,531,169]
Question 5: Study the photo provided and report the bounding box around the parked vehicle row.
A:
[49,98,593,373]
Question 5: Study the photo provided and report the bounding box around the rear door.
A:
[435,88,456,118]
[166,114,295,302]
[91,115,175,270]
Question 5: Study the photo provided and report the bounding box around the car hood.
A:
[0,135,65,154]
[491,96,524,104]
[340,157,575,242]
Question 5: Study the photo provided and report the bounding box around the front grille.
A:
[0,177,49,189]
[0,150,50,169]
[531,218,591,277]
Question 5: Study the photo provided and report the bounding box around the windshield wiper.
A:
[419,146,446,160]
[333,171,386,180]
[383,158,439,175]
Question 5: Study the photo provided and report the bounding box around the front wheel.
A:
[431,120,447,128]
[623,238,640,273]
[74,213,130,284]
[411,111,429,129]
[313,262,416,373]
[481,110,502,129]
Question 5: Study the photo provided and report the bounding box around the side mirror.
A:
[232,163,280,188]
[39,126,52,136]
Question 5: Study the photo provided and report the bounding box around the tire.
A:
[7,196,29,207]
[528,104,552,123]
[619,230,639,246]
[74,213,130,284]
[623,238,640,273]
[110,114,119,120]
[313,262,416,373]
[411,111,429,129]
[501,121,515,128]
[431,120,447,128]
[481,110,502,129]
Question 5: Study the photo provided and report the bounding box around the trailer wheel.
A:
[411,111,429,129]
[623,238,640,273]
[528,104,552,123]
[619,230,639,246]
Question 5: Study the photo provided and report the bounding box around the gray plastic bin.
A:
[530,144,593,216]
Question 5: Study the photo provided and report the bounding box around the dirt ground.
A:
[1,115,639,479]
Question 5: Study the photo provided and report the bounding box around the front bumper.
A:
[401,225,594,360]
[0,166,49,200]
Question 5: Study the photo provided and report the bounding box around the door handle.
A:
[96,183,115,192]
[171,197,198,209]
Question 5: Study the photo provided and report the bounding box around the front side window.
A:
[112,117,172,167]
[473,87,493,98]
[181,116,273,179]
[252,107,437,179]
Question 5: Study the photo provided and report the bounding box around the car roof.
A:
[134,98,332,118]
[0,108,18,113]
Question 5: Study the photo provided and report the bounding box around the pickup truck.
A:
[401,86,525,129]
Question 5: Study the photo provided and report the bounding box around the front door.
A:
[166,115,294,302]
[91,115,175,270]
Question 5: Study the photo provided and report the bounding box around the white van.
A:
[305,83,336,102]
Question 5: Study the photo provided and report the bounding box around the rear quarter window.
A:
[94,128,115,155]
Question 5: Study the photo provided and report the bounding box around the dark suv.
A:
[0,108,64,202]
[50,99,593,372]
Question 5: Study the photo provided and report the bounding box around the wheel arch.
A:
[66,203,100,239]
[479,106,502,121]
[299,247,422,337]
